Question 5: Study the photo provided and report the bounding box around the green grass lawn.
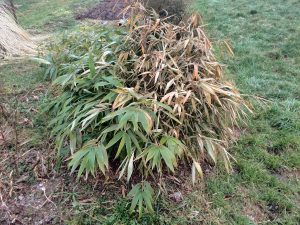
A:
[0,60,44,93]
[1,0,299,224]
[14,0,99,32]
[192,0,300,224]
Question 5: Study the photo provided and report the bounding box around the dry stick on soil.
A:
[12,108,19,176]
[0,103,8,146]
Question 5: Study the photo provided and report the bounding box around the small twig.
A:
[12,93,19,176]
[8,170,13,197]
[0,156,9,165]
[41,186,57,208]
[0,103,9,121]
[31,158,41,171]
[0,130,7,147]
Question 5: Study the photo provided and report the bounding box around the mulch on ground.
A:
[76,0,134,21]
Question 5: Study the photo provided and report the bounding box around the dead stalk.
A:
[12,106,19,176]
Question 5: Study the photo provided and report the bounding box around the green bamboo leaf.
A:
[160,146,176,172]
[130,192,142,212]
[152,147,161,170]
[81,110,101,129]
[145,146,157,162]
[53,74,73,86]
[118,111,133,129]
[100,124,119,134]
[128,130,142,151]
[69,131,77,154]
[106,131,123,149]
[135,130,148,143]
[131,113,139,131]
[95,144,108,174]
[69,149,89,174]
[153,100,173,112]
[102,76,122,87]
[143,189,154,212]
[77,157,88,179]
[124,133,132,156]
[138,110,153,133]
[115,134,126,159]
[128,183,141,197]
[86,148,96,176]
[128,182,154,216]
[88,54,96,77]
[94,81,110,89]
[101,108,126,123]
[32,57,51,65]
[100,92,117,103]
[138,197,143,217]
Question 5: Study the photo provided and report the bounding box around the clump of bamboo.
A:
[118,3,250,172]
[0,2,36,57]
[44,2,250,215]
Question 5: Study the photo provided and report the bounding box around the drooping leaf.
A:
[128,181,154,216]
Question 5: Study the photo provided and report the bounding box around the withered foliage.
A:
[117,4,250,171]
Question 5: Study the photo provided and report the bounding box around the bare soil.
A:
[76,0,133,21]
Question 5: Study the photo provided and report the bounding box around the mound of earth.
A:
[76,0,134,21]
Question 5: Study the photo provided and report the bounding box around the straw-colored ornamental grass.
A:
[0,1,36,57]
